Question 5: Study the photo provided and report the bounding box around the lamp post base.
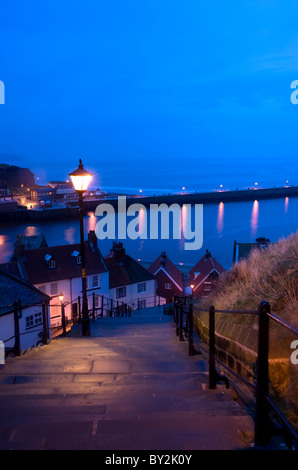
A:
[82,318,91,337]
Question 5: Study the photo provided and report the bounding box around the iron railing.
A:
[173,296,298,450]
[1,293,165,356]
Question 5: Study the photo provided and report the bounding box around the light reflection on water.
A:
[285,197,289,214]
[250,200,259,238]
[0,197,297,269]
[217,202,224,235]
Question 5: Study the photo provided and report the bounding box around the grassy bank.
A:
[193,231,298,432]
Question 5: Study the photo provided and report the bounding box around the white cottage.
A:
[1,231,109,330]
[104,242,157,311]
[0,269,50,354]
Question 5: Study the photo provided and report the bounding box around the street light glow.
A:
[69,159,93,192]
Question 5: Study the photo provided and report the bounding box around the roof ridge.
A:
[0,267,50,300]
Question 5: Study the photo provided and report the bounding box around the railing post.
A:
[188,303,195,356]
[61,302,66,337]
[209,304,217,389]
[13,300,21,356]
[179,304,184,341]
[92,292,95,320]
[175,301,179,336]
[101,295,104,317]
[255,300,271,447]
[78,296,81,323]
[42,301,49,345]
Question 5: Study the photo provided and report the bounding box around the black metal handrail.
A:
[1,292,164,355]
[174,297,298,450]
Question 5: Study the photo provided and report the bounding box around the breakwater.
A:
[1,185,298,223]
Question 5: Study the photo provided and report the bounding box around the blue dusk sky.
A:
[1,1,298,193]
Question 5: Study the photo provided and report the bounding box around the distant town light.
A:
[69,159,93,192]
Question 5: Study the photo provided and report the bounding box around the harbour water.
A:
[0,196,297,271]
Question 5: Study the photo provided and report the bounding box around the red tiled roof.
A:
[148,252,183,291]
[1,242,108,285]
[189,251,225,291]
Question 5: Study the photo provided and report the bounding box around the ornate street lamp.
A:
[69,158,93,336]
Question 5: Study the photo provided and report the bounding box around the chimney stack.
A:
[112,242,126,264]
[13,240,25,261]
[88,230,98,251]
[160,251,167,266]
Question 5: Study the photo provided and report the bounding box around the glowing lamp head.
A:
[59,293,64,302]
[69,159,93,192]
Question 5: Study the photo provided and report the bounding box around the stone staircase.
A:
[0,306,255,450]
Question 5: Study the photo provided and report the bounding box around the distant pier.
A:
[1,185,298,223]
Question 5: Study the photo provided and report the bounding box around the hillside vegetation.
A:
[197,231,298,327]
[194,232,298,431]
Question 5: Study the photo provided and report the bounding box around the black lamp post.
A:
[69,158,93,336]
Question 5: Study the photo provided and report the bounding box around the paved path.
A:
[0,307,254,450]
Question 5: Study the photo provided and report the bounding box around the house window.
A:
[71,250,81,264]
[116,287,126,299]
[50,283,58,295]
[26,315,34,329]
[92,275,99,288]
[44,254,56,269]
[138,299,146,309]
[137,282,146,293]
[25,312,43,329]
[48,259,56,268]
[34,312,42,324]
[165,282,172,290]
